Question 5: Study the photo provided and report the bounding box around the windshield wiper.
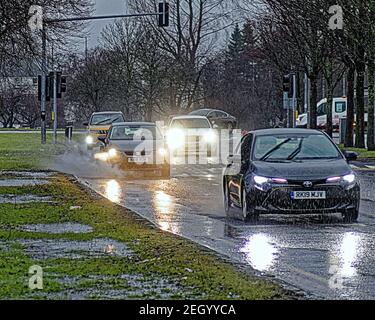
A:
[286,139,304,160]
[94,116,120,125]
[260,138,292,161]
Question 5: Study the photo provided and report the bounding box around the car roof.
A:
[171,115,209,120]
[191,109,227,114]
[111,122,156,127]
[91,111,123,115]
[250,128,324,136]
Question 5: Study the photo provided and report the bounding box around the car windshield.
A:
[190,110,210,116]
[253,134,342,161]
[90,114,124,125]
[110,126,162,141]
[170,118,211,129]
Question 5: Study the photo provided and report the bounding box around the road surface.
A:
[73,160,375,300]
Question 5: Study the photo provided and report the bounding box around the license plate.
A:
[128,157,149,163]
[291,191,326,200]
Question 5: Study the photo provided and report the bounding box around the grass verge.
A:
[0,133,289,299]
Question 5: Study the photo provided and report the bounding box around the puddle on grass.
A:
[30,273,203,300]
[0,195,53,204]
[17,223,93,234]
[0,171,54,179]
[0,179,49,187]
[19,238,134,259]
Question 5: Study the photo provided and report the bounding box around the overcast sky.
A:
[86,0,129,48]
[83,0,237,50]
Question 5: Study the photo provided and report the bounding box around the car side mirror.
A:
[213,124,219,129]
[98,136,107,145]
[344,151,358,162]
[83,122,89,126]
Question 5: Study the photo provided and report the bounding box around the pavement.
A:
[69,160,375,300]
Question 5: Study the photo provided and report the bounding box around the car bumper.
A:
[247,184,360,215]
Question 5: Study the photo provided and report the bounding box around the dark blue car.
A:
[223,129,360,222]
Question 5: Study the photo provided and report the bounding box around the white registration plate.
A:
[291,191,326,200]
[128,157,149,163]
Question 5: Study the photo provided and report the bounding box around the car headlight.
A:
[253,175,288,191]
[343,173,356,184]
[108,148,118,158]
[158,147,168,157]
[85,136,94,145]
[166,129,185,149]
[203,130,217,143]
[326,173,357,190]
[254,175,270,185]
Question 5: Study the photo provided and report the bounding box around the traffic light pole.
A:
[53,71,58,143]
[40,2,169,144]
[292,73,297,128]
[41,29,47,145]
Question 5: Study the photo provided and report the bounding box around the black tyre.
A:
[223,179,231,214]
[241,187,259,223]
[342,209,359,223]
[161,164,171,179]
[241,188,249,222]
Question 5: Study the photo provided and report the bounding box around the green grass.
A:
[339,144,375,159]
[0,133,288,299]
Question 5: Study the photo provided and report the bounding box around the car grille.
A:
[264,184,347,212]
[123,151,149,156]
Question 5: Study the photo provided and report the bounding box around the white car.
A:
[166,115,219,157]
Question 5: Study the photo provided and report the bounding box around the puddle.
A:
[30,273,203,300]
[0,179,49,187]
[0,171,53,179]
[17,223,93,234]
[19,238,134,259]
[0,195,53,204]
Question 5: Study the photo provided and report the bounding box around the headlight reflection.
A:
[153,190,179,233]
[339,232,361,278]
[240,234,278,271]
[105,180,121,203]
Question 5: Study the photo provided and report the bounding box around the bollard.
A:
[65,125,73,140]
[339,117,347,144]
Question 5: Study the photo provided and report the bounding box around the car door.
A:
[228,134,253,206]
[207,111,222,128]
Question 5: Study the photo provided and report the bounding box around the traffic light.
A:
[37,75,51,102]
[60,76,67,94]
[56,73,67,98]
[158,2,169,27]
[283,74,294,98]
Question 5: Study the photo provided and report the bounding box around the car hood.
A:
[89,125,112,131]
[252,159,352,180]
[109,140,163,152]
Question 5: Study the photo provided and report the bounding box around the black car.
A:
[223,128,360,222]
[97,122,170,178]
[189,109,237,130]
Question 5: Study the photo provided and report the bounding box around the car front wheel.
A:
[161,164,171,179]
[342,209,359,223]
[241,187,259,222]
[223,180,231,214]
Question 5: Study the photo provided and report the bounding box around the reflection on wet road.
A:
[79,165,375,300]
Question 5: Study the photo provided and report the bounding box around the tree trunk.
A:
[345,66,355,147]
[309,76,318,129]
[355,53,366,148]
[368,58,375,150]
[325,63,334,138]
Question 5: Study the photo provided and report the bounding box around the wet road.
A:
[76,163,375,300]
